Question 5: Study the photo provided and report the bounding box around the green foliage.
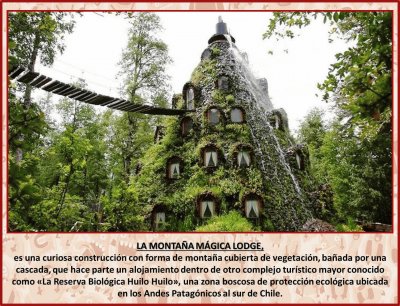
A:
[321,121,391,224]
[335,217,364,232]
[8,12,75,69]
[265,12,392,140]
[268,12,392,226]
[210,46,221,57]
[296,108,328,184]
[118,12,172,102]
[8,12,78,231]
[298,110,391,224]
[8,95,48,154]
[195,211,256,232]
[191,59,217,86]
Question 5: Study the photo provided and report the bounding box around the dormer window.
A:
[186,88,195,110]
[288,145,307,171]
[271,109,288,131]
[231,108,244,123]
[155,212,166,229]
[207,108,221,126]
[204,148,218,167]
[167,157,183,179]
[244,194,263,219]
[181,117,193,136]
[201,200,215,219]
[197,193,218,219]
[234,144,253,168]
[237,151,251,167]
[152,205,167,231]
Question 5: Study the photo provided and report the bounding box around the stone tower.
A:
[134,18,327,232]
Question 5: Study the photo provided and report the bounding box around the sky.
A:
[35,12,351,132]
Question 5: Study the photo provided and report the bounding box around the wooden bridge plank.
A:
[85,95,106,105]
[86,95,113,105]
[66,88,83,97]
[59,86,78,96]
[83,94,101,103]
[79,92,97,102]
[17,71,39,83]
[122,104,147,112]
[100,98,120,106]
[76,91,95,101]
[71,91,89,100]
[48,82,68,92]
[69,90,89,99]
[52,84,72,94]
[42,80,61,91]
[9,67,25,79]
[117,103,138,111]
[8,65,20,75]
[98,97,118,106]
[109,101,134,111]
[35,77,53,88]
[29,75,47,87]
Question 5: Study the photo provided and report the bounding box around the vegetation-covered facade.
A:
[132,19,331,232]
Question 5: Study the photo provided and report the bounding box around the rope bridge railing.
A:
[8,66,192,116]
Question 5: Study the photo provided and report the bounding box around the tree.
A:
[264,12,392,139]
[297,108,328,184]
[117,12,172,178]
[265,12,392,225]
[9,12,76,164]
[9,12,75,104]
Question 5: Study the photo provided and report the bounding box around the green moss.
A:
[175,95,185,109]
[211,89,225,104]
[211,46,221,57]
[191,59,217,86]
[225,94,235,104]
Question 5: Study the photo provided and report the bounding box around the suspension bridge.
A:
[8,66,192,116]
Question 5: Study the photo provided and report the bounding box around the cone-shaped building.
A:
[133,18,332,232]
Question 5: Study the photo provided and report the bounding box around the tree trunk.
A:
[55,165,73,219]
[123,110,139,181]
[15,31,40,162]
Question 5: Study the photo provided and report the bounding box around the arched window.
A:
[197,193,219,219]
[237,151,251,167]
[204,147,218,168]
[274,114,280,129]
[154,125,165,143]
[271,109,288,131]
[217,76,229,91]
[295,152,304,170]
[181,117,193,136]
[154,212,166,230]
[207,108,221,126]
[201,49,212,61]
[244,195,263,219]
[186,88,195,110]
[231,108,244,123]
[167,157,182,179]
[152,205,167,231]
[200,200,215,219]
